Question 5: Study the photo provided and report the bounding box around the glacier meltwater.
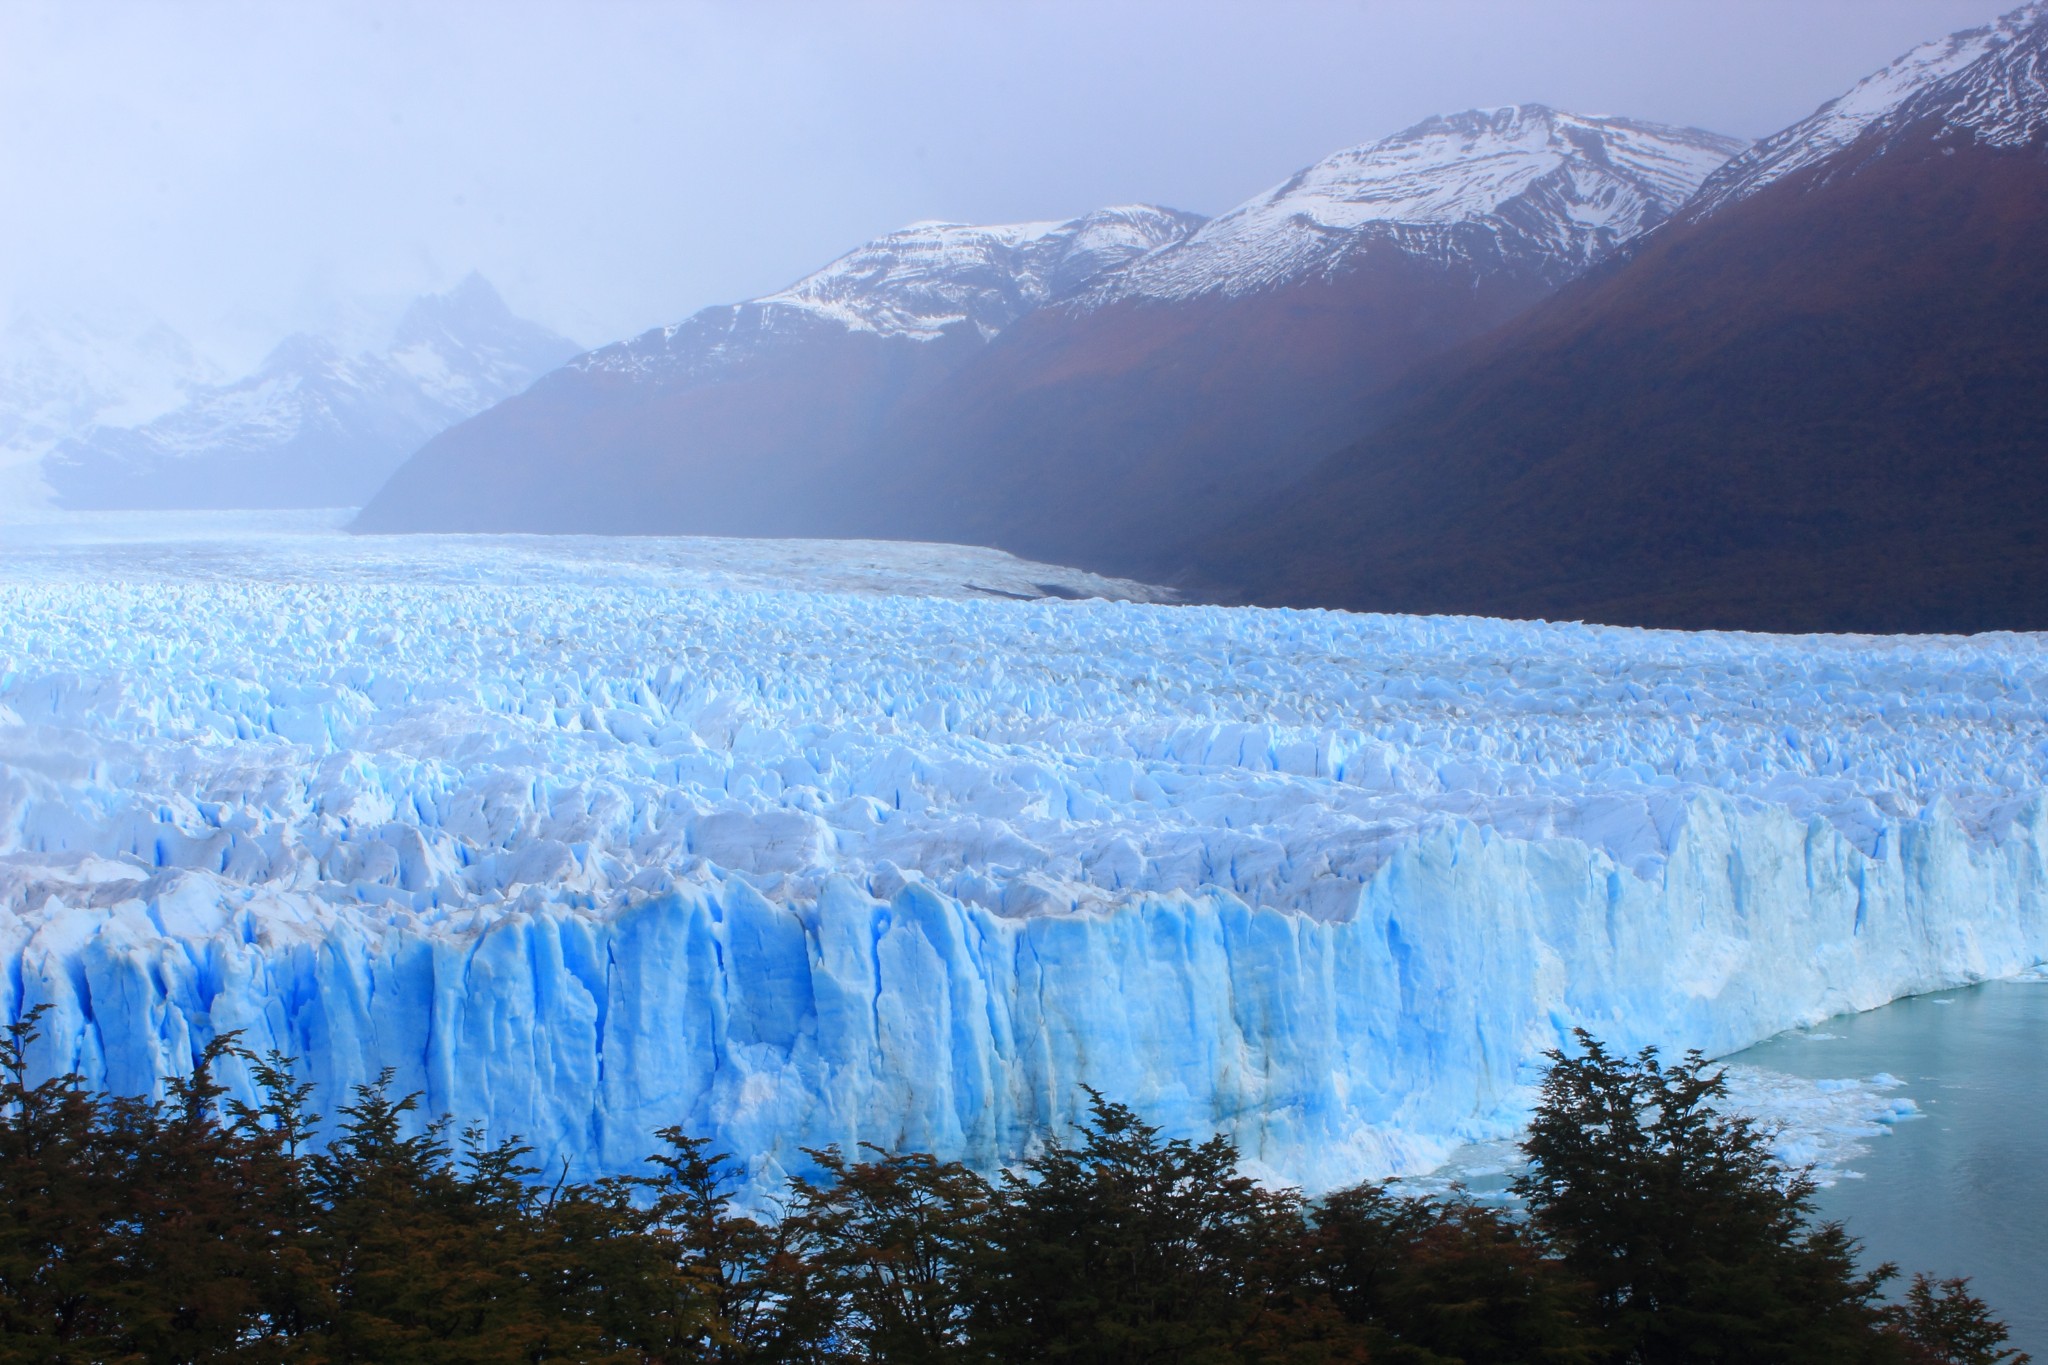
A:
[1,512,2043,1195]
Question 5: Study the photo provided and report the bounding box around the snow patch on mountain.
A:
[576,206,1204,384]
[1091,106,1746,301]
[1690,1,2048,215]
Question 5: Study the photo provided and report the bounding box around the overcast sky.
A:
[0,0,2016,364]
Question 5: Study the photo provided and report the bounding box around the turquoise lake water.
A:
[1731,975,2048,1356]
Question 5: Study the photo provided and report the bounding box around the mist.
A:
[0,0,2014,363]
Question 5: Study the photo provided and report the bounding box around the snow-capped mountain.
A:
[570,206,1204,384]
[358,111,1741,548]
[48,274,576,511]
[1689,0,2048,216]
[823,107,1743,573]
[0,311,221,504]
[1189,3,2048,633]
[1096,105,1744,302]
[353,208,1204,533]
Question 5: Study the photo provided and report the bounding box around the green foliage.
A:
[790,1146,992,1364]
[1306,1181,1601,1364]
[1513,1028,1909,1364]
[0,1005,131,1361]
[967,1089,1308,1364]
[0,1016,2025,1365]
[612,1126,825,1363]
[1884,1274,2032,1365]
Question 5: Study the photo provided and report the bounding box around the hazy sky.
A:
[0,0,2017,363]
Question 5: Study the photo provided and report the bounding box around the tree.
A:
[789,1145,993,1364]
[226,1048,332,1355]
[1884,1274,2032,1365]
[0,1006,128,1360]
[618,1126,829,1364]
[99,1033,296,1362]
[967,1090,1304,1364]
[299,1074,640,1361]
[1513,1029,1897,1363]
[1306,1181,1600,1364]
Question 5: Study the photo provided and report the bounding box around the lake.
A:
[1732,973,2048,1355]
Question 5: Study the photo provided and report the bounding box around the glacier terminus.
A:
[0,514,2042,1197]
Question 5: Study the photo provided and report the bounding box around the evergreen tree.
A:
[1513,1029,1897,1363]
[966,1090,1303,1364]
[227,1048,332,1355]
[1884,1274,2031,1365]
[299,1075,626,1361]
[618,1127,829,1364]
[1306,1180,1600,1364]
[99,1034,289,1362]
[0,1006,128,1360]
[789,1145,993,1364]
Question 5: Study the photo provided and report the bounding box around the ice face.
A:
[0,514,2043,1196]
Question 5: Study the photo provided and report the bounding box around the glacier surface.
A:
[0,514,2043,1195]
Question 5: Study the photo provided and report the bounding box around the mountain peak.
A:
[1089,106,1745,302]
[748,205,1204,341]
[1689,0,2048,216]
[45,276,579,511]
[391,272,519,347]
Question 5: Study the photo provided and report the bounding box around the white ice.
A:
[0,513,2042,1196]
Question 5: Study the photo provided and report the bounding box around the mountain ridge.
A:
[353,208,1204,535]
[47,274,577,511]
[1687,0,2048,217]
[1178,2,2048,633]
[354,108,1740,547]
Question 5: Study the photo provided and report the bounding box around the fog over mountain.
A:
[47,275,576,511]
[354,108,1742,561]
[0,1,2013,384]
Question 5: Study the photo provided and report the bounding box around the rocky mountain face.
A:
[1187,2,2048,633]
[1095,105,1743,301]
[353,110,1740,551]
[47,275,576,510]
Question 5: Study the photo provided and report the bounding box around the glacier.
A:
[0,513,2043,1196]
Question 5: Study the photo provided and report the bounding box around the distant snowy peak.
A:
[1093,106,1746,302]
[104,274,577,464]
[0,312,220,457]
[1690,1,2048,216]
[386,272,583,412]
[577,205,1204,380]
[760,206,1206,339]
[44,276,578,509]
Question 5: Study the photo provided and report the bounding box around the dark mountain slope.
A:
[354,210,1202,535]
[359,319,986,536]
[840,244,1559,572]
[1189,137,2048,633]
[355,112,1736,550]
[837,107,1742,573]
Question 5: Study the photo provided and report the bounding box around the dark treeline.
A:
[0,1011,2025,1365]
